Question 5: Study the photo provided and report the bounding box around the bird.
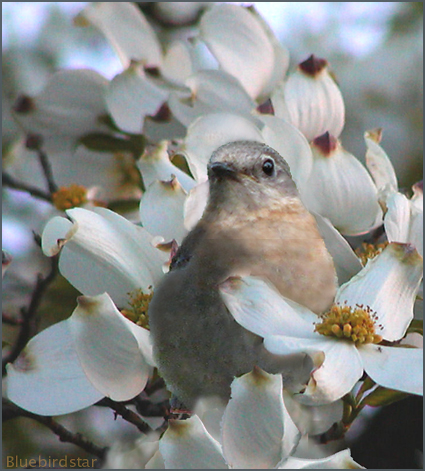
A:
[148,141,337,409]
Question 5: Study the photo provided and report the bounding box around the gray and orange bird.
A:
[149,141,337,408]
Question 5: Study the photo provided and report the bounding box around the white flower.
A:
[106,61,169,134]
[140,176,189,244]
[199,4,289,101]
[7,204,172,416]
[8,69,144,200]
[220,243,423,404]
[300,132,383,235]
[6,293,154,415]
[271,55,345,141]
[168,70,256,128]
[76,2,163,69]
[41,207,167,307]
[364,128,398,201]
[384,183,423,256]
[158,369,361,469]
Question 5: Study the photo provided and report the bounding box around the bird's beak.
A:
[208,162,238,180]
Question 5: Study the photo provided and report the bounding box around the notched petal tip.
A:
[159,175,184,192]
[245,366,275,387]
[388,242,423,264]
[312,132,338,156]
[76,294,105,312]
[167,418,193,436]
[365,128,383,144]
[257,98,275,115]
[299,54,328,77]
[13,95,35,114]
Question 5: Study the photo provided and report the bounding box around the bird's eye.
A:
[262,158,275,176]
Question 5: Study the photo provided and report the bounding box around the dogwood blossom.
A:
[6,292,154,415]
[220,243,423,404]
[158,370,361,469]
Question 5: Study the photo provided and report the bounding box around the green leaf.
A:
[355,375,376,402]
[360,387,408,408]
[108,198,142,214]
[79,133,146,157]
[406,318,423,336]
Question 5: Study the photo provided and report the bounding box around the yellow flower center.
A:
[121,287,153,329]
[52,184,88,210]
[355,242,389,266]
[315,303,383,345]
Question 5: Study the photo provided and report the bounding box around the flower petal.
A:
[106,64,169,134]
[200,4,275,99]
[184,180,210,231]
[42,207,167,306]
[259,115,313,187]
[360,344,423,396]
[219,276,317,339]
[312,213,363,285]
[159,415,227,469]
[384,192,412,244]
[222,369,299,469]
[364,129,398,197]
[336,243,423,341]
[104,433,160,469]
[282,391,343,435]
[410,209,423,257]
[6,321,103,416]
[169,70,255,128]
[281,449,364,469]
[272,57,345,141]
[302,137,382,235]
[183,113,264,181]
[139,177,188,244]
[76,2,162,68]
[41,216,75,256]
[69,293,152,401]
[162,40,194,87]
[13,69,108,139]
[264,336,363,404]
[137,141,196,193]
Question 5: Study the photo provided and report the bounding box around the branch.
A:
[2,172,52,203]
[2,256,59,375]
[95,398,153,434]
[3,398,107,460]
[36,145,58,194]
[2,312,23,326]
[133,396,170,418]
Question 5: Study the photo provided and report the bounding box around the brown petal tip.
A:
[312,132,338,156]
[257,98,275,115]
[366,128,383,144]
[13,95,35,114]
[299,54,328,77]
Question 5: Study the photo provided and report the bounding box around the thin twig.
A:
[133,396,169,418]
[96,398,153,434]
[2,256,59,375]
[2,172,52,203]
[36,146,58,194]
[2,312,23,326]
[3,398,107,460]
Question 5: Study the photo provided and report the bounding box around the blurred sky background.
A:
[2,3,423,469]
